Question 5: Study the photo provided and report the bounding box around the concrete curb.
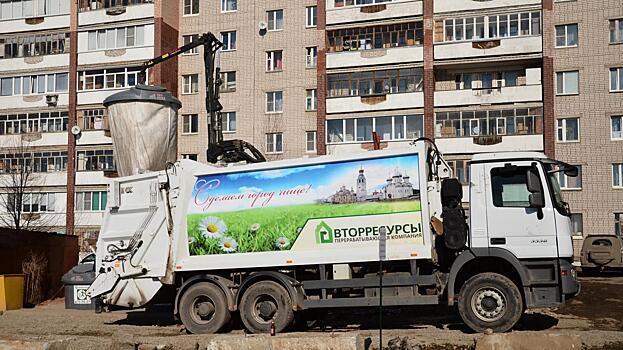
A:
[476,332,582,350]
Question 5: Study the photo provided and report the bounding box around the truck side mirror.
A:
[564,165,579,178]
[527,168,545,209]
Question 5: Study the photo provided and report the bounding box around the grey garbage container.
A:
[61,256,96,310]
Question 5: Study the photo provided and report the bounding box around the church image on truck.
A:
[328,167,419,204]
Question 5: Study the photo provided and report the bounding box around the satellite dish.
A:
[258,21,268,31]
[71,125,82,136]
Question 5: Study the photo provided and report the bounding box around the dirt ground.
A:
[1,276,622,350]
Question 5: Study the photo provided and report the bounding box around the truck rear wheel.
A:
[179,282,231,334]
[239,280,294,334]
[457,272,523,333]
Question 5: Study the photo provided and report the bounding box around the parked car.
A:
[580,235,623,274]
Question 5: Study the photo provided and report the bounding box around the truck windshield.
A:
[543,161,571,216]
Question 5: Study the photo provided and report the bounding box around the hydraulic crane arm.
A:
[139,33,266,164]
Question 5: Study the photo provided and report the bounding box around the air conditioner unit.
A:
[258,21,268,31]
[46,94,58,106]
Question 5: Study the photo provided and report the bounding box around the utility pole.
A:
[65,0,78,236]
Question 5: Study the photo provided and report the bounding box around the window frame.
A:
[182,74,199,95]
[558,164,582,190]
[306,89,317,111]
[266,91,283,113]
[222,111,236,133]
[555,23,578,48]
[220,0,237,13]
[306,6,317,28]
[183,0,199,16]
[556,70,579,95]
[556,117,580,143]
[265,132,284,154]
[182,34,199,55]
[611,115,623,140]
[219,71,236,92]
[182,113,199,134]
[490,165,534,208]
[306,46,317,68]
[267,9,284,32]
[306,131,317,153]
[220,31,237,51]
[266,50,283,72]
[326,114,424,144]
[609,18,623,44]
[610,67,623,92]
[614,163,623,188]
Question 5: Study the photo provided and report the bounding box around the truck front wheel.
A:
[457,272,523,333]
[179,282,231,334]
[239,280,295,334]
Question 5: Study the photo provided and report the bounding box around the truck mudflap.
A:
[560,259,580,298]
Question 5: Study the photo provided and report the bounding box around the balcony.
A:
[435,0,541,14]
[436,134,543,155]
[326,91,423,114]
[435,36,542,61]
[1,54,69,72]
[326,0,422,26]
[0,93,69,109]
[435,84,542,107]
[78,1,154,26]
[327,46,423,69]
[0,15,69,33]
[78,46,154,65]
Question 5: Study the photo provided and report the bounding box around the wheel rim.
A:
[191,295,216,324]
[470,286,507,323]
[251,295,278,324]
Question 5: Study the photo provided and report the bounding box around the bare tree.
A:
[0,137,58,231]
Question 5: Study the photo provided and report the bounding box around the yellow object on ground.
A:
[0,274,24,311]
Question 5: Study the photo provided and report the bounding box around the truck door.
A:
[484,162,558,258]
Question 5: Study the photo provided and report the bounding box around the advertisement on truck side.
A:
[186,154,424,255]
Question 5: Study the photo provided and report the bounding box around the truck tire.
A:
[239,280,295,334]
[179,282,231,334]
[457,272,523,333]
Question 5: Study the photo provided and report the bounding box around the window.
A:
[306,89,317,111]
[306,6,317,28]
[327,21,423,52]
[610,19,623,44]
[616,213,622,237]
[556,71,579,95]
[612,116,623,140]
[266,50,283,71]
[327,68,424,98]
[306,131,316,152]
[182,154,197,161]
[183,0,198,15]
[1,150,68,173]
[0,32,69,59]
[266,132,283,153]
[447,159,470,184]
[0,73,68,96]
[82,109,105,130]
[182,74,199,94]
[0,0,69,19]
[222,111,236,132]
[556,118,579,142]
[436,12,541,43]
[306,46,317,68]
[327,115,423,143]
[14,193,56,213]
[77,67,142,91]
[221,31,236,51]
[86,25,145,51]
[79,0,151,12]
[221,0,236,12]
[610,67,623,92]
[182,114,199,134]
[0,111,68,135]
[219,71,236,92]
[614,163,623,188]
[334,0,395,7]
[76,191,107,211]
[558,165,582,189]
[570,213,583,236]
[77,150,114,171]
[182,34,199,54]
[266,91,283,113]
[491,166,532,208]
[436,107,543,138]
[267,9,283,31]
[555,24,578,47]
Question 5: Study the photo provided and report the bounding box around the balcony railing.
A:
[78,0,153,12]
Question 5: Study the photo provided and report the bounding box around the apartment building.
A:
[317,0,552,198]
[177,0,319,162]
[552,0,623,254]
[0,0,177,249]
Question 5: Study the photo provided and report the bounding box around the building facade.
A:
[177,0,319,162]
[552,0,623,255]
[0,0,177,250]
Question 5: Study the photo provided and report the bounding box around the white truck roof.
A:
[471,152,548,162]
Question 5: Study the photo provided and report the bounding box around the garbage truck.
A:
[87,33,579,334]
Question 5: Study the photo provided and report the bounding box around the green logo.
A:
[315,221,333,244]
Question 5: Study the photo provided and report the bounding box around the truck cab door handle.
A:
[490,238,506,245]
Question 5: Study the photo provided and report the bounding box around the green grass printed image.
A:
[187,201,421,255]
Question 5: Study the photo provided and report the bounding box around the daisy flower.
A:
[198,216,227,239]
[249,223,261,232]
[219,236,238,253]
[275,236,290,250]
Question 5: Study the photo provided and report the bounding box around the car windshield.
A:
[543,160,570,215]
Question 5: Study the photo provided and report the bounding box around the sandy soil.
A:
[0,276,622,349]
